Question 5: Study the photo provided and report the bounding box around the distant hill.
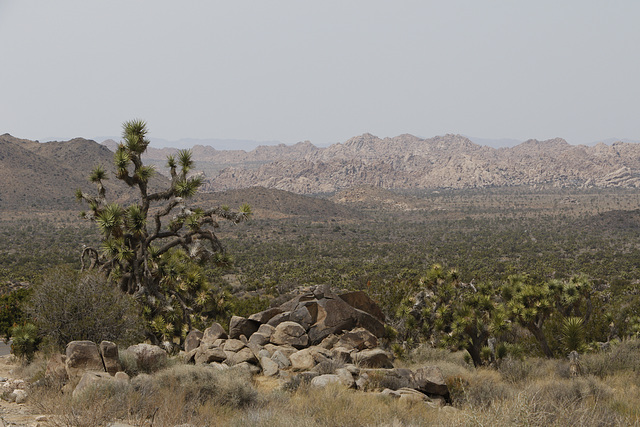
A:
[204,134,640,194]
[0,134,168,211]
[0,134,354,220]
[5,132,640,212]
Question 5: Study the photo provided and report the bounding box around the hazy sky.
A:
[1,1,638,147]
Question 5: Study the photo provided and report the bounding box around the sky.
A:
[1,1,639,148]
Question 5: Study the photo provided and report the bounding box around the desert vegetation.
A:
[2,123,640,425]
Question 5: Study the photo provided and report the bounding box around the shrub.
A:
[28,267,145,348]
[9,322,41,362]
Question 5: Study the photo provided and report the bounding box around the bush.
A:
[9,323,40,362]
[28,267,145,348]
[0,288,30,340]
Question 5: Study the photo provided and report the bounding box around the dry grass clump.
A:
[31,364,259,426]
[581,338,640,378]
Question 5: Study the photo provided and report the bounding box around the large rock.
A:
[337,328,378,350]
[226,347,258,366]
[280,287,386,344]
[66,341,105,381]
[352,349,393,368]
[271,321,309,348]
[229,316,260,339]
[307,296,358,344]
[289,348,317,371]
[339,291,386,322]
[99,341,120,376]
[201,323,227,345]
[310,374,343,388]
[249,307,284,324]
[223,339,246,352]
[184,329,203,352]
[271,350,291,369]
[126,344,167,373]
[72,371,113,399]
[266,312,291,328]
[260,356,279,377]
[194,347,227,364]
[411,366,449,397]
[289,304,316,330]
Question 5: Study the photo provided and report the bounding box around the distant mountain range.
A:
[199,133,640,194]
[2,132,640,212]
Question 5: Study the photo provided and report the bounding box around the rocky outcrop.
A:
[181,285,450,403]
[203,134,640,194]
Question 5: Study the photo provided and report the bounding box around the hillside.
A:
[0,134,168,211]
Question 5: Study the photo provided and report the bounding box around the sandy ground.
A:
[0,354,50,426]
[0,343,10,357]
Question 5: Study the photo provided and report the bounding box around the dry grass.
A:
[21,341,640,426]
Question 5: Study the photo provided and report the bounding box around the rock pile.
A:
[183,285,450,404]
[36,285,449,405]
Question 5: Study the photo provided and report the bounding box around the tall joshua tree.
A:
[77,120,251,346]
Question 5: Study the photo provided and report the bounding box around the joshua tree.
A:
[77,119,251,346]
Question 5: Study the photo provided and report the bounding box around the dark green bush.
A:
[28,267,145,348]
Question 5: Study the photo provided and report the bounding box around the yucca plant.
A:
[561,316,586,353]
[77,120,251,346]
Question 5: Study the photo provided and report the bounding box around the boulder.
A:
[310,374,343,388]
[319,334,340,350]
[307,296,358,344]
[201,323,227,345]
[353,349,393,369]
[194,347,227,364]
[271,350,291,369]
[184,329,203,352]
[337,328,378,350]
[114,372,130,381]
[99,341,120,376]
[290,304,316,330]
[223,339,246,352]
[331,346,353,363]
[396,387,431,403]
[335,367,356,388]
[411,366,449,397]
[266,312,291,328]
[264,344,298,358]
[72,371,113,399]
[260,356,279,377]
[271,321,309,348]
[289,348,317,371]
[126,344,167,373]
[66,341,105,381]
[226,347,258,366]
[183,348,198,364]
[229,316,260,340]
[339,291,386,322]
[257,324,276,338]
[248,332,270,347]
[249,307,284,324]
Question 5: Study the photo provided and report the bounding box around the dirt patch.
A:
[0,355,51,426]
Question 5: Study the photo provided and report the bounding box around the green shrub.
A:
[0,288,31,340]
[28,267,145,349]
[9,323,41,362]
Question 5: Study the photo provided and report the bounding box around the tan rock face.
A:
[99,341,120,376]
[271,322,309,348]
[65,341,104,381]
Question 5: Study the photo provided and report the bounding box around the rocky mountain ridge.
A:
[203,134,640,194]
